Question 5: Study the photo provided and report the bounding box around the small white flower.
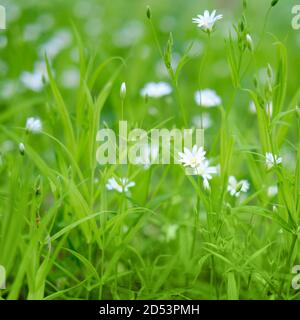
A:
[120,82,126,100]
[23,23,43,42]
[268,185,278,198]
[178,145,206,168]
[39,29,72,59]
[194,89,222,107]
[140,82,172,98]
[106,177,135,193]
[19,143,25,155]
[20,61,49,92]
[194,160,217,190]
[227,176,250,197]
[26,117,42,133]
[192,10,223,33]
[265,152,282,169]
[20,72,43,91]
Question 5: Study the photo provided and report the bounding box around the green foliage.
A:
[0,0,299,301]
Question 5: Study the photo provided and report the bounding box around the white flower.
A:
[20,71,44,92]
[192,10,223,33]
[19,143,25,155]
[265,152,282,169]
[194,160,217,190]
[23,23,43,42]
[194,89,222,107]
[26,117,42,133]
[39,29,72,59]
[20,61,48,92]
[227,176,250,197]
[120,82,126,100]
[140,82,172,98]
[178,145,206,168]
[106,177,135,193]
[267,185,278,198]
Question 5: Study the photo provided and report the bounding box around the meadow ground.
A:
[0,0,300,300]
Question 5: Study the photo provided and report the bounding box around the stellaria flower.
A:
[140,82,172,98]
[178,145,206,168]
[265,152,282,169]
[227,176,250,197]
[192,10,223,33]
[26,117,42,134]
[194,89,222,107]
[39,29,72,59]
[106,177,135,193]
[194,160,217,190]
[20,61,49,92]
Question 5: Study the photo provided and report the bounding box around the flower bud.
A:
[120,82,126,100]
[253,77,258,89]
[246,33,254,52]
[146,6,151,19]
[19,143,25,156]
[271,0,279,7]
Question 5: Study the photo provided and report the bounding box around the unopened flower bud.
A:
[120,82,126,100]
[146,6,151,19]
[253,77,258,89]
[271,0,279,7]
[246,33,254,52]
[19,143,25,156]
